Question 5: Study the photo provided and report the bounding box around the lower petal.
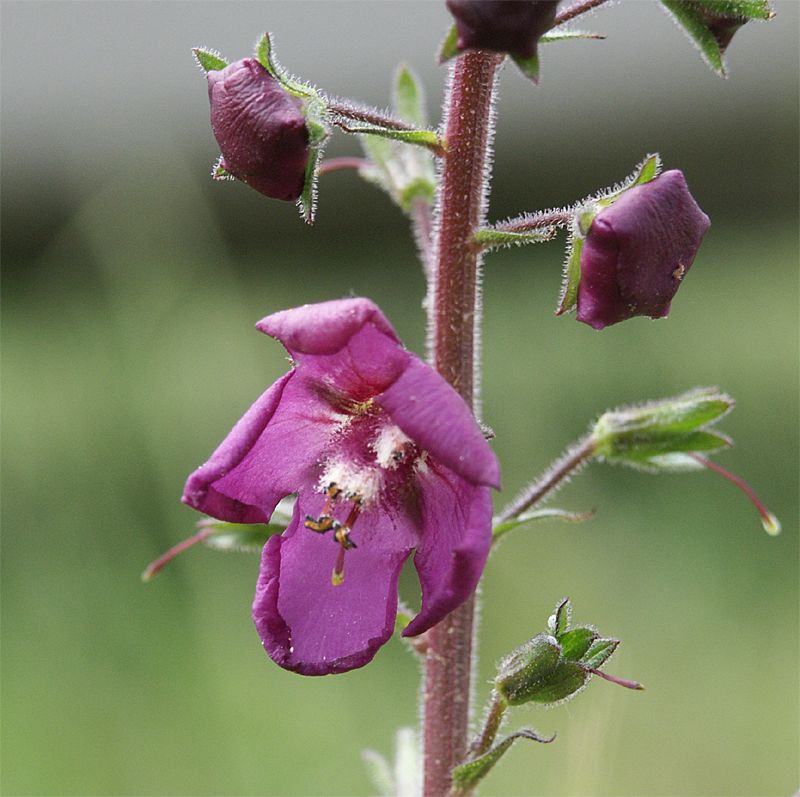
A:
[253,499,414,675]
[402,466,493,637]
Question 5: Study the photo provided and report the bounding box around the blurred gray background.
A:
[2,2,798,795]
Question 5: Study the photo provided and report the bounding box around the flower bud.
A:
[207,58,309,201]
[576,170,710,330]
[445,0,560,59]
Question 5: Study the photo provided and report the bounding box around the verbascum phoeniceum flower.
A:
[183,299,499,675]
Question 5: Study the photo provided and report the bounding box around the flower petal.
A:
[253,498,416,675]
[182,371,338,522]
[402,464,493,637]
[257,298,401,357]
[376,357,500,488]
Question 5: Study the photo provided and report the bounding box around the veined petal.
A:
[376,357,500,489]
[253,497,416,675]
[402,464,493,637]
[183,371,336,522]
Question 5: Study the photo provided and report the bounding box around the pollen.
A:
[372,424,413,469]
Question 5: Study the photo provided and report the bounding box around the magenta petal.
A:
[376,357,500,489]
[257,298,401,357]
[402,465,493,637]
[182,371,293,522]
[253,499,415,675]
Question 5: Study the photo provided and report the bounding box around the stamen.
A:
[304,514,335,533]
[331,546,346,586]
[334,524,358,550]
[325,483,342,501]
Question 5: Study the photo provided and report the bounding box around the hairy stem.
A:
[493,208,573,233]
[496,437,596,524]
[327,98,416,131]
[467,692,508,758]
[554,0,611,26]
[423,50,501,797]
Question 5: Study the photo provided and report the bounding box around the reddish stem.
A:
[554,0,611,27]
[141,526,215,581]
[317,156,371,176]
[423,50,501,797]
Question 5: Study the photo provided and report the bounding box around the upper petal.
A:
[376,357,500,489]
[402,462,493,637]
[257,298,401,357]
[253,495,416,675]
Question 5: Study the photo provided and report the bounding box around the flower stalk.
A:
[423,49,502,797]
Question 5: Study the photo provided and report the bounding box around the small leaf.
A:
[559,626,598,660]
[438,24,460,63]
[393,65,426,127]
[192,47,228,73]
[451,729,555,794]
[581,637,620,669]
[474,227,557,251]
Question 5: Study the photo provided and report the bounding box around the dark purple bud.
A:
[577,170,710,330]
[207,58,309,202]
[445,0,560,59]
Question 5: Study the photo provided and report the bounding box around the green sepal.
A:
[556,235,583,315]
[661,1,771,77]
[513,30,606,83]
[493,507,594,541]
[511,52,541,83]
[254,32,317,99]
[296,99,330,224]
[496,634,561,706]
[581,637,620,669]
[192,47,228,73]
[474,227,557,251]
[559,627,598,661]
[597,153,662,208]
[526,661,589,703]
[211,157,234,181]
[592,387,735,469]
[549,597,571,637]
[451,729,555,794]
[437,24,460,64]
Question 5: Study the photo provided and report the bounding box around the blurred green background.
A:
[2,2,797,795]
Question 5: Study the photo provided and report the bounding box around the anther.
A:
[325,483,342,501]
[304,514,335,533]
[334,524,357,550]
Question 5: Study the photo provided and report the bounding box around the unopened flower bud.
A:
[445,0,560,59]
[576,170,710,330]
[207,58,310,201]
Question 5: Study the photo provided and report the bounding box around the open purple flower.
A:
[183,298,499,675]
[446,0,560,59]
[577,170,710,330]
[207,58,309,201]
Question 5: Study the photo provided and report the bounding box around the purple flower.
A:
[207,58,309,201]
[577,170,710,330]
[445,0,560,59]
[183,298,499,675]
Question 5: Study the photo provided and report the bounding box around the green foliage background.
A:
[2,2,797,795]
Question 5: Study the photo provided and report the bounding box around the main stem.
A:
[423,50,500,797]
